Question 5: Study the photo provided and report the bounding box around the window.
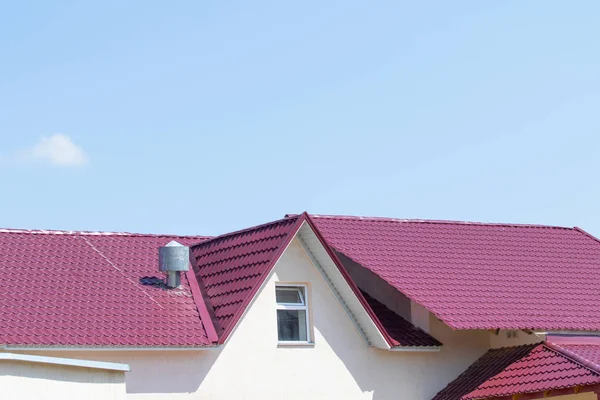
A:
[506,330,519,339]
[276,285,310,342]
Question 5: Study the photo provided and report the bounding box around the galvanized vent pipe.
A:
[158,241,190,288]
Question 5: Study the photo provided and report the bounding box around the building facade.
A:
[2,213,600,399]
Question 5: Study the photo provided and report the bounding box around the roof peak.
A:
[309,214,576,230]
[0,227,208,239]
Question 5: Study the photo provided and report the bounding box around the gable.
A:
[190,214,392,347]
[218,236,390,354]
[192,214,440,350]
[196,238,383,399]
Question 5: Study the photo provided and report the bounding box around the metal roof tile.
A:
[433,343,600,399]
[190,216,301,341]
[0,230,212,347]
[312,215,600,331]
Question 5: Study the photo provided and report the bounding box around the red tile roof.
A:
[0,229,212,347]
[190,216,302,342]
[360,291,441,347]
[311,215,600,331]
[7,213,600,348]
[433,344,600,400]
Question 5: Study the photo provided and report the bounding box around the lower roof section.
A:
[433,343,600,400]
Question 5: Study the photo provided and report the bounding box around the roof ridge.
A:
[190,215,299,249]
[0,227,208,239]
[574,227,600,245]
[544,342,600,376]
[309,214,576,230]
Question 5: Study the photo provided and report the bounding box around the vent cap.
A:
[159,240,190,272]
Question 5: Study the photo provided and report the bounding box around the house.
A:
[2,212,600,399]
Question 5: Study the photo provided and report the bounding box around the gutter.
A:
[389,346,441,352]
[0,352,130,372]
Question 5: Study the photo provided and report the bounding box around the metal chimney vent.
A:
[158,240,190,288]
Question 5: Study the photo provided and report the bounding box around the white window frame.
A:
[276,283,311,344]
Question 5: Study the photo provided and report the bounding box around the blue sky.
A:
[1,1,599,236]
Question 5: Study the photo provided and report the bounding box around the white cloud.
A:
[8,134,90,167]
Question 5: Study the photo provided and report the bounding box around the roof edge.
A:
[309,214,576,230]
[0,352,130,372]
[574,226,600,246]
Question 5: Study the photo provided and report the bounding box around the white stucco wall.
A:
[0,359,125,399]
[11,238,496,399]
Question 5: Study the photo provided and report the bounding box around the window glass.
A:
[275,285,309,342]
[276,287,303,304]
[277,310,307,341]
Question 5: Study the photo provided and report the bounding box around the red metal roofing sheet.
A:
[0,229,211,347]
[311,215,600,331]
[190,216,301,339]
[433,344,600,400]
